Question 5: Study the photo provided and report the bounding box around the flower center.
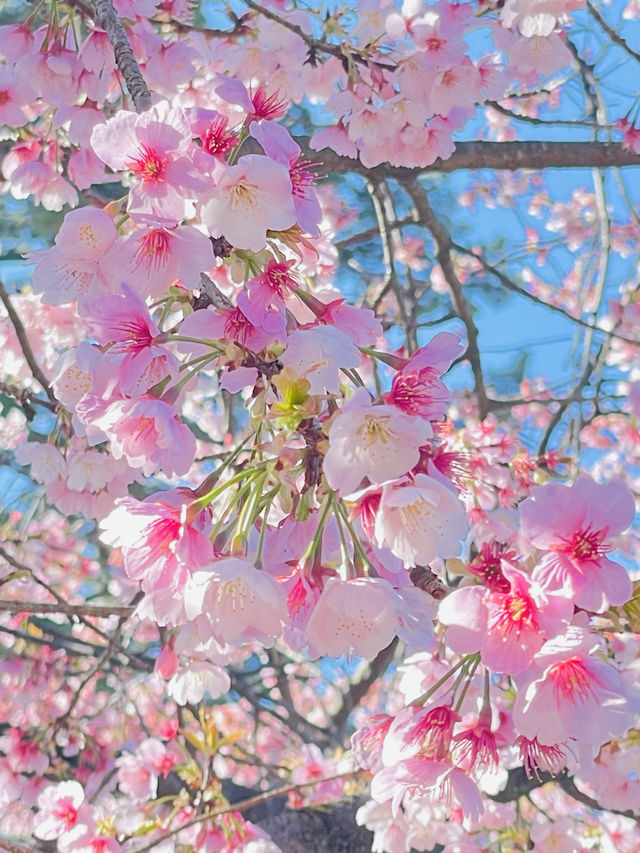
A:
[128,145,167,183]
[78,223,99,251]
[360,415,394,448]
[290,160,316,199]
[54,801,78,830]
[133,229,172,272]
[549,657,595,705]
[231,182,258,210]
[489,591,536,638]
[202,115,237,157]
[224,307,253,346]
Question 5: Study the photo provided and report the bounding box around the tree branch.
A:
[0,598,134,618]
[587,1,640,64]
[131,771,364,853]
[0,280,57,404]
[311,141,640,178]
[401,179,491,419]
[242,0,396,71]
[92,0,152,112]
[332,637,398,735]
[450,242,640,348]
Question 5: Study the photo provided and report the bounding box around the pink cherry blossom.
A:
[247,258,298,311]
[501,0,585,37]
[200,154,297,252]
[0,728,49,775]
[250,120,322,236]
[520,475,634,612]
[90,100,206,222]
[100,491,213,597]
[82,284,179,395]
[386,332,463,420]
[374,469,468,567]
[35,781,89,841]
[185,557,288,645]
[371,756,483,823]
[90,395,196,477]
[179,290,287,353]
[382,704,461,767]
[168,661,231,705]
[215,78,288,122]
[513,626,631,747]
[281,325,361,394]
[190,107,239,160]
[517,736,571,778]
[351,714,393,773]
[0,65,34,126]
[323,387,433,495]
[28,208,117,305]
[305,576,399,659]
[438,565,573,675]
[120,224,214,297]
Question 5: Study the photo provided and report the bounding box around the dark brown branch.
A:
[332,637,399,734]
[131,771,363,853]
[242,0,396,71]
[310,141,640,178]
[92,0,152,112]
[409,565,451,600]
[558,774,639,821]
[0,280,57,404]
[587,1,640,64]
[0,380,58,415]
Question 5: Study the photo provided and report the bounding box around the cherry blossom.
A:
[200,154,297,252]
[513,626,631,747]
[91,100,206,222]
[520,475,635,612]
[323,387,433,495]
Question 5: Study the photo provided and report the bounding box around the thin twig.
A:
[242,0,396,71]
[132,770,364,853]
[587,1,640,64]
[0,598,134,618]
[449,242,640,348]
[401,179,490,419]
[0,280,57,404]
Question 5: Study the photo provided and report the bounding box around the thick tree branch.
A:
[332,637,399,735]
[92,0,152,112]
[131,771,364,853]
[311,141,640,177]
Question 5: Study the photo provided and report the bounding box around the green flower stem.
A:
[300,493,334,566]
[333,499,375,571]
[412,654,479,707]
[454,656,481,712]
